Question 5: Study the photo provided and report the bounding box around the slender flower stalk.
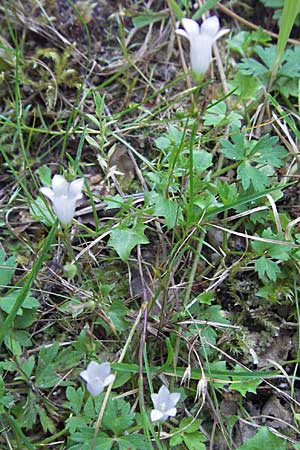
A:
[40,174,84,226]
[80,361,115,397]
[150,385,180,422]
[175,16,230,80]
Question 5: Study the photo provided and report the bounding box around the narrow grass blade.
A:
[0,221,58,347]
[271,0,300,83]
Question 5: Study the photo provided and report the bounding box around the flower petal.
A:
[68,178,84,199]
[190,34,213,74]
[151,393,159,409]
[97,362,111,379]
[181,18,200,36]
[200,16,220,37]
[52,198,75,225]
[151,409,164,422]
[86,361,103,378]
[80,369,89,382]
[103,373,115,387]
[214,28,230,42]
[40,187,54,202]
[166,407,177,417]
[169,392,181,407]
[158,385,170,403]
[175,28,189,40]
[86,380,104,397]
[52,174,69,196]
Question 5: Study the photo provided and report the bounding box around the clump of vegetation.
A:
[1,0,300,449]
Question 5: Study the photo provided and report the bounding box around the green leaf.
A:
[197,291,214,305]
[252,229,293,262]
[69,429,112,450]
[230,366,262,397]
[106,300,129,332]
[0,291,40,315]
[206,361,229,388]
[170,434,183,446]
[170,418,206,450]
[236,426,287,450]
[167,0,184,19]
[133,12,167,28]
[37,405,56,433]
[192,0,219,19]
[251,135,287,166]
[65,416,90,433]
[30,196,56,226]
[203,101,227,126]
[36,165,52,187]
[255,256,280,281]
[102,397,134,435]
[0,375,3,414]
[108,222,149,262]
[237,162,269,191]
[183,433,206,450]
[193,150,213,173]
[153,193,182,229]
[118,434,152,450]
[64,387,84,415]
[220,134,245,160]
[0,248,16,287]
[275,0,300,74]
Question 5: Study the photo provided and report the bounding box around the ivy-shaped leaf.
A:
[108,222,149,262]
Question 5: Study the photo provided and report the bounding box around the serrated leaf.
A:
[64,387,84,415]
[220,134,245,160]
[102,397,134,435]
[252,229,292,261]
[255,256,280,281]
[119,434,152,450]
[230,366,262,397]
[237,162,269,191]
[108,222,149,261]
[69,429,112,450]
[237,57,268,76]
[183,433,206,450]
[236,426,287,450]
[65,416,90,433]
[37,405,56,433]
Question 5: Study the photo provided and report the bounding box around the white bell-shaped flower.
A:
[40,174,84,226]
[80,361,115,397]
[150,385,180,422]
[175,16,229,77]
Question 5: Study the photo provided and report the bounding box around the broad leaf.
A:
[108,222,149,261]
[236,426,287,450]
